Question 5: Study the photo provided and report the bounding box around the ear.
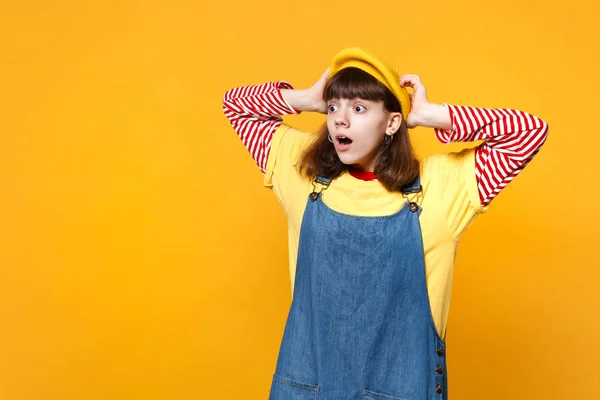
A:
[386,112,403,135]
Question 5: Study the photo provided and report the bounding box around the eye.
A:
[327,104,337,113]
[354,105,366,112]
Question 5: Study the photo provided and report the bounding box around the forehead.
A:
[327,97,383,104]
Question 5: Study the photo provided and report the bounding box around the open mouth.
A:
[337,136,353,145]
[335,135,353,151]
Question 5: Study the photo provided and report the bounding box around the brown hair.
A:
[296,67,420,193]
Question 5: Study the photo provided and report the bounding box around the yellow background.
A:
[1,0,598,399]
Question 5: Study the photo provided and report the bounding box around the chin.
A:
[336,155,356,165]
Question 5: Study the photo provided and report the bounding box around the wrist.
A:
[417,103,453,130]
[281,89,320,112]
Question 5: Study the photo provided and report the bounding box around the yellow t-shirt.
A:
[264,123,489,340]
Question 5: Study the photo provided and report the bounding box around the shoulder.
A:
[421,146,488,216]
[421,147,475,171]
[264,123,317,187]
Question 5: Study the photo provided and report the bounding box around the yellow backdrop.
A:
[1,0,598,399]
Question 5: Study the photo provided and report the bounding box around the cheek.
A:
[373,115,388,130]
[326,118,335,131]
[354,117,383,137]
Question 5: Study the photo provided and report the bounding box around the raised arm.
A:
[222,81,299,173]
[399,74,549,207]
[222,69,329,173]
[433,104,549,206]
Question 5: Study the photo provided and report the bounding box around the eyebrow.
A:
[328,98,373,103]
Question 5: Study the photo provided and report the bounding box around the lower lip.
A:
[336,141,352,151]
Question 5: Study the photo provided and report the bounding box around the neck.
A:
[348,166,376,181]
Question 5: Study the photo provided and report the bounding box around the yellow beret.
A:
[329,47,411,121]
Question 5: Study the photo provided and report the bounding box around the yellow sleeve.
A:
[263,123,316,211]
[429,146,489,241]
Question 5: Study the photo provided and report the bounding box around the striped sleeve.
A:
[222,81,301,173]
[434,104,549,207]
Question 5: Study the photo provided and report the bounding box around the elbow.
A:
[222,87,237,107]
[538,117,550,146]
[221,100,229,120]
[529,114,549,145]
[526,117,549,157]
[222,89,235,117]
[222,90,231,108]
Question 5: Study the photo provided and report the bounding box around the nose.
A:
[334,109,349,128]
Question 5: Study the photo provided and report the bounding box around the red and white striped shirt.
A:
[222,81,549,207]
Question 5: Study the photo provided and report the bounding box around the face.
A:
[326,97,402,172]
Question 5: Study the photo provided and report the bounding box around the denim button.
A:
[436,347,445,356]
[408,202,418,212]
[436,384,443,393]
[434,365,444,374]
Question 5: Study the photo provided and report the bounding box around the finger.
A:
[399,77,418,87]
[317,68,330,85]
[400,73,421,80]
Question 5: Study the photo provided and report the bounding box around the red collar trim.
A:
[348,168,376,181]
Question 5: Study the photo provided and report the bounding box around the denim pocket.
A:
[269,374,319,400]
[362,388,407,400]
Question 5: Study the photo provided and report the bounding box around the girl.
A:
[222,47,548,400]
